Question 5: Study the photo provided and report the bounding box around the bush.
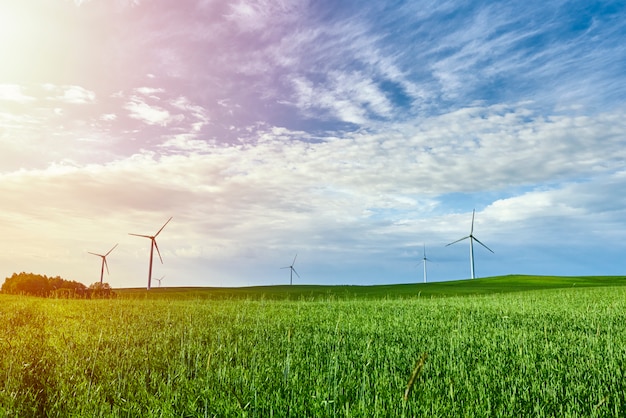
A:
[87,282,115,299]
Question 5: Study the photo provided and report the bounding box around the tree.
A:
[1,272,87,298]
[87,282,115,299]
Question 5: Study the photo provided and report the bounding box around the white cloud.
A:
[160,134,212,152]
[0,84,35,102]
[135,87,165,96]
[100,113,117,121]
[124,96,172,126]
[51,85,96,104]
[487,189,581,223]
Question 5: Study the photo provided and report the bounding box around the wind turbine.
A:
[154,275,164,288]
[281,254,300,285]
[88,244,118,284]
[446,209,493,279]
[416,244,430,283]
[129,217,172,290]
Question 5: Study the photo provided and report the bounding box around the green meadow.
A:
[2,275,626,417]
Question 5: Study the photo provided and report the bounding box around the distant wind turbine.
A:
[88,244,118,284]
[154,275,164,288]
[416,244,430,283]
[446,209,493,279]
[129,217,172,290]
[281,253,300,285]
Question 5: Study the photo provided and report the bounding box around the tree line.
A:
[1,272,114,298]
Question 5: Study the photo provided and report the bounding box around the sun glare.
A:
[0,4,32,49]
[0,3,55,80]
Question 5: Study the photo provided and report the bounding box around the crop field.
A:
[2,276,626,417]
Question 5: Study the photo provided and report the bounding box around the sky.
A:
[1,0,625,288]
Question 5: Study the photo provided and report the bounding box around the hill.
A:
[114,274,626,300]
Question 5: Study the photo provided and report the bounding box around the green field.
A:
[2,275,626,416]
[115,274,626,300]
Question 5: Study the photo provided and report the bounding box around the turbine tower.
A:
[129,217,172,290]
[281,253,300,285]
[416,244,430,283]
[446,209,493,279]
[88,244,118,284]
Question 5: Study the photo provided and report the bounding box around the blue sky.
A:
[0,0,625,287]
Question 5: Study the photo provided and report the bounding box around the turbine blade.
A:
[292,253,298,266]
[105,243,118,256]
[104,258,110,275]
[129,233,151,238]
[280,266,290,269]
[154,216,173,237]
[292,267,300,278]
[88,252,102,257]
[470,209,475,234]
[446,236,470,246]
[473,236,494,253]
[153,239,164,263]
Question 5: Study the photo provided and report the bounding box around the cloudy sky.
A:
[1,0,625,288]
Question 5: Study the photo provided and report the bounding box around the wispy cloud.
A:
[289,71,394,124]
[57,85,96,104]
[124,96,173,126]
[224,0,305,32]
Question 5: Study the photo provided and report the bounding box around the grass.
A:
[1,275,626,416]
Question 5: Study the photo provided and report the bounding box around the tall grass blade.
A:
[404,352,428,401]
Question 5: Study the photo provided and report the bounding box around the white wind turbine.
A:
[446,209,493,279]
[129,217,172,290]
[416,244,430,283]
[88,244,118,284]
[281,254,300,285]
[154,275,165,288]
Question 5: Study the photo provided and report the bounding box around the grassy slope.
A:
[115,274,626,300]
